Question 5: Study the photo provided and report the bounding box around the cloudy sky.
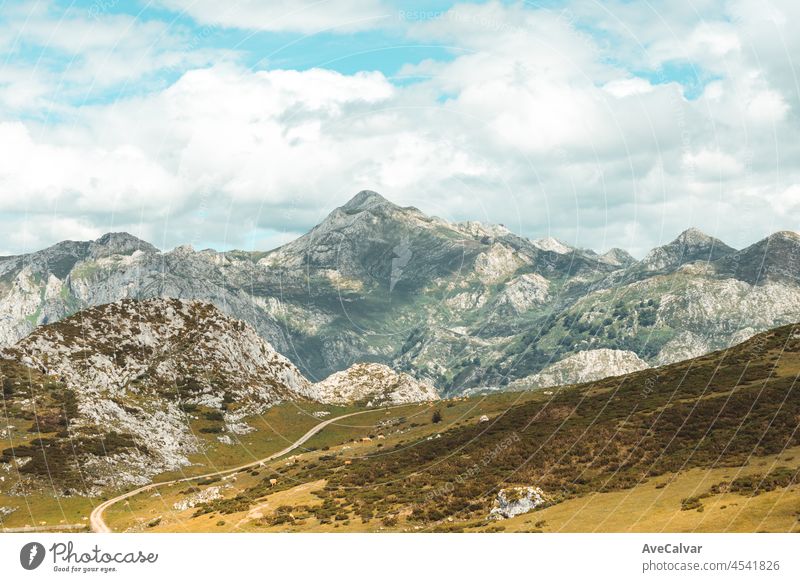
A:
[0,0,798,257]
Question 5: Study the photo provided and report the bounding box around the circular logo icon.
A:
[20,542,46,570]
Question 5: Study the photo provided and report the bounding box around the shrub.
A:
[681,497,703,511]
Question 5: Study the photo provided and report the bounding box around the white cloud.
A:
[158,0,391,33]
[683,148,744,181]
[0,3,234,116]
[0,121,184,214]
[0,215,104,257]
[772,184,800,216]
[603,78,655,98]
[745,88,789,124]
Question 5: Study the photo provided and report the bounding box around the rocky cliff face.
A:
[1,191,798,395]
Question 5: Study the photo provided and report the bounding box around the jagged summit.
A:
[637,227,736,273]
[599,247,636,267]
[312,362,438,406]
[90,232,159,258]
[673,227,721,247]
[14,297,309,400]
[532,236,574,254]
[767,230,800,243]
[675,227,710,242]
[715,229,800,284]
[2,297,313,488]
[261,190,484,283]
[455,221,513,240]
[340,189,395,212]
[668,228,736,257]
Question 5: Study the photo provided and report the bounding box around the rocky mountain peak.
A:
[90,232,159,258]
[638,227,735,273]
[673,227,717,247]
[311,362,438,406]
[168,243,196,256]
[768,230,800,244]
[714,229,800,284]
[261,190,487,286]
[532,236,575,254]
[599,247,636,267]
[1,297,315,488]
[455,221,513,240]
[341,190,395,213]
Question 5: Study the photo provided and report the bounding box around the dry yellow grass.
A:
[487,447,800,533]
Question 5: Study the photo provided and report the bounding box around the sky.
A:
[0,0,798,257]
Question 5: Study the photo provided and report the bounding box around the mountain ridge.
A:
[1,190,799,394]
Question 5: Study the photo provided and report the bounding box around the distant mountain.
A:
[1,191,799,394]
[532,236,574,254]
[632,227,736,276]
[260,190,491,289]
[597,247,636,268]
[715,231,800,284]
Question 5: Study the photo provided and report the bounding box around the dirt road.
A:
[90,408,381,533]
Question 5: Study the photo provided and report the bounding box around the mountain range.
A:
[2,190,800,395]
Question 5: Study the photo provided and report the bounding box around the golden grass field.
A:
[476,447,800,533]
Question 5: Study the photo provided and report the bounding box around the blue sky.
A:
[3,0,710,101]
[0,0,798,256]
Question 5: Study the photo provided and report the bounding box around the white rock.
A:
[308,363,438,406]
[490,486,547,519]
[510,349,649,389]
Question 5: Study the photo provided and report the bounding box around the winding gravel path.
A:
[90,407,384,533]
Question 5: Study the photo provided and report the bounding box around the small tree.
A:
[432,410,442,424]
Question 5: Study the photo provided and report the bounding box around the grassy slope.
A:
[475,446,800,533]
[125,323,800,533]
